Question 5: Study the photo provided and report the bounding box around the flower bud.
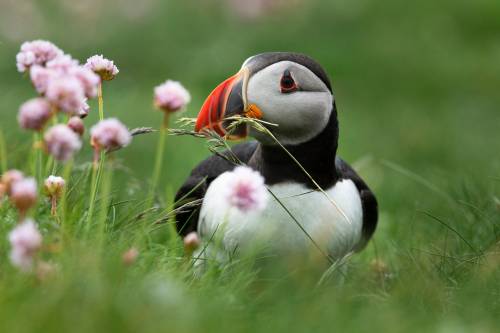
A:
[67,116,85,136]
[183,232,201,254]
[122,247,139,266]
[44,175,65,198]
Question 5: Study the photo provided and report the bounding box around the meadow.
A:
[0,1,499,332]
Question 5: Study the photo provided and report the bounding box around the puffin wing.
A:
[174,141,259,236]
[335,157,378,249]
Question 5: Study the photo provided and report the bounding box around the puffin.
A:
[175,52,377,263]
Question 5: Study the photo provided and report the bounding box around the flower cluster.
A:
[154,80,191,113]
[6,40,138,275]
[90,118,131,152]
[16,40,63,72]
[8,219,43,271]
[44,124,82,161]
[85,55,119,81]
[17,98,52,131]
[15,40,129,163]
[216,166,269,213]
[17,41,101,117]
[1,170,38,218]
[227,166,268,212]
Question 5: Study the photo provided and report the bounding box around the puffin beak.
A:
[195,68,261,139]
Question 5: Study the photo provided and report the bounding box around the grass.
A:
[1,0,500,332]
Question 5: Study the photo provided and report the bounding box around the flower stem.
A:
[51,196,57,216]
[149,113,169,206]
[30,132,37,180]
[36,132,43,184]
[85,150,105,234]
[60,160,73,223]
[96,162,113,250]
[0,130,7,173]
[98,83,104,120]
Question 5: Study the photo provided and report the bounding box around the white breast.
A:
[198,179,364,261]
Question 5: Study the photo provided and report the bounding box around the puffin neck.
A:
[249,104,339,189]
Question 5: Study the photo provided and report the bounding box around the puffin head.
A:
[195,52,334,146]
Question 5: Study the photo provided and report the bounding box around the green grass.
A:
[0,0,499,332]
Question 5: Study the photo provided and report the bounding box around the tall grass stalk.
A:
[60,160,73,223]
[0,130,7,173]
[149,113,170,206]
[44,156,54,177]
[59,160,74,247]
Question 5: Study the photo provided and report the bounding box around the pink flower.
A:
[1,170,24,195]
[44,124,82,161]
[90,118,131,151]
[69,66,100,98]
[10,177,38,213]
[154,80,191,112]
[78,98,90,118]
[84,55,119,81]
[183,232,201,254]
[8,219,42,271]
[44,175,65,198]
[67,116,85,136]
[30,65,56,94]
[45,76,86,114]
[16,40,63,72]
[16,51,35,73]
[224,166,268,213]
[17,98,52,131]
[46,54,79,72]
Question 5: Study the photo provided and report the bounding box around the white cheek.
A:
[245,61,333,145]
[248,89,333,145]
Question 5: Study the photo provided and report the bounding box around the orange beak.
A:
[195,69,260,139]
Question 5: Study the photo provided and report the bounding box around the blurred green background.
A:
[0,0,499,331]
[1,0,499,189]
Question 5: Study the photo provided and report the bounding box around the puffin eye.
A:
[280,70,298,93]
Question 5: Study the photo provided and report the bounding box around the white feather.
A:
[198,178,363,262]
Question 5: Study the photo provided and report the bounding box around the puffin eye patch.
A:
[280,70,298,93]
